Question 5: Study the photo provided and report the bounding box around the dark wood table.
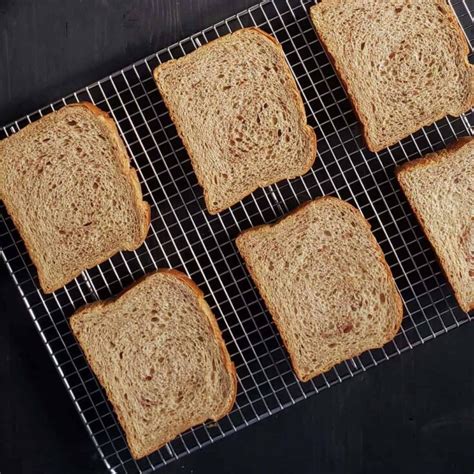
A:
[1,1,473,473]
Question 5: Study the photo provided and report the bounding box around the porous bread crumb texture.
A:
[236,196,403,382]
[70,269,237,459]
[0,103,150,293]
[396,137,474,312]
[310,0,474,152]
[154,27,316,214]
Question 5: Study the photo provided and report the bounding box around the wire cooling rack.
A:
[1,0,473,472]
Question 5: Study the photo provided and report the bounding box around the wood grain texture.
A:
[0,1,474,474]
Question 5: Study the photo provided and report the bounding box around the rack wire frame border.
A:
[0,0,473,472]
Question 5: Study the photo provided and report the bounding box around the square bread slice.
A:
[396,137,473,312]
[0,103,150,293]
[310,0,473,152]
[236,196,403,382]
[70,269,237,459]
[154,27,316,214]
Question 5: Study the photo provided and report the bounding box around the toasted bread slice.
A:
[0,103,150,293]
[236,196,403,381]
[310,0,473,152]
[396,137,473,312]
[154,27,316,214]
[70,269,237,459]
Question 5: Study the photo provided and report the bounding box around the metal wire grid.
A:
[0,0,473,472]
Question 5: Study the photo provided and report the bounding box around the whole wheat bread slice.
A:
[0,103,150,293]
[70,269,237,459]
[310,0,473,152]
[236,196,403,381]
[154,27,316,214]
[396,137,473,312]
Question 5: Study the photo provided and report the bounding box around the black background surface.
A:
[0,1,473,473]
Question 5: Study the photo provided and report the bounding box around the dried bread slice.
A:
[0,103,150,293]
[154,27,316,214]
[396,137,474,312]
[70,269,237,459]
[310,0,473,152]
[236,196,403,381]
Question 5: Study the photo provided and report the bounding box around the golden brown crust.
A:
[308,4,379,152]
[396,136,474,312]
[71,102,151,248]
[236,196,403,382]
[70,268,237,459]
[0,102,150,293]
[157,268,238,420]
[309,1,473,153]
[0,183,52,293]
[395,136,473,176]
[154,27,316,214]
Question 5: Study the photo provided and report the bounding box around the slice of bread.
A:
[396,137,473,312]
[236,196,403,382]
[70,269,237,459]
[310,0,473,152]
[0,103,150,293]
[154,27,316,214]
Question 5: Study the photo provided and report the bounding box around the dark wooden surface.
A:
[0,1,473,473]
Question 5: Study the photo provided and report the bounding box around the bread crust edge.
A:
[70,268,237,460]
[0,102,150,293]
[236,195,403,382]
[153,27,317,214]
[395,136,474,312]
[309,1,474,153]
